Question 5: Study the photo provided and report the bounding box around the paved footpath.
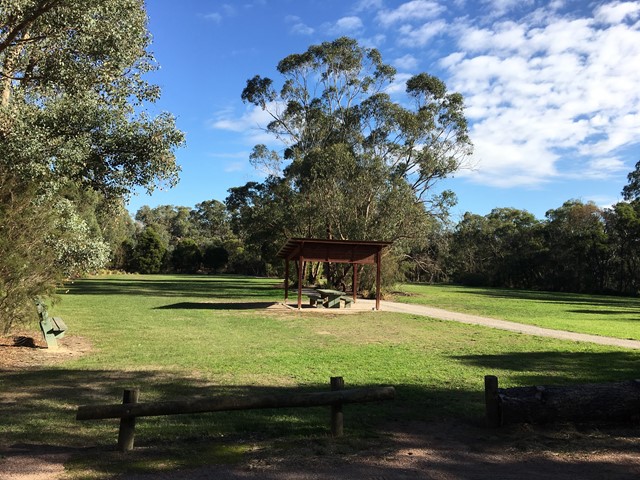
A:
[378,300,640,350]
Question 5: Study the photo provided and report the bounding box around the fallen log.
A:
[485,375,640,427]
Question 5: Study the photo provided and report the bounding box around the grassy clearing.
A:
[1,275,639,477]
[394,283,640,341]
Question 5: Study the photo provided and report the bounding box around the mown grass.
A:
[1,275,639,477]
[394,283,640,341]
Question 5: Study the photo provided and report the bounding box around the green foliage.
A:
[544,200,609,292]
[132,227,167,274]
[135,205,195,247]
[0,0,184,331]
[171,239,202,273]
[190,199,233,244]
[604,200,640,294]
[444,199,640,296]
[203,245,229,273]
[449,208,545,289]
[234,37,472,288]
[0,175,59,333]
[622,159,640,201]
[0,0,184,197]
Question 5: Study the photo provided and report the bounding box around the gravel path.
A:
[378,300,640,350]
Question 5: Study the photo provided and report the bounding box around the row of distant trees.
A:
[124,188,640,299]
[408,196,640,296]
[117,201,233,275]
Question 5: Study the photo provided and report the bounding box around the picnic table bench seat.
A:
[341,295,354,308]
[307,291,323,307]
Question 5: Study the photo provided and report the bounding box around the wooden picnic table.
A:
[316,289,346,308]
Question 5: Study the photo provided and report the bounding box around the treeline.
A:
[412,199,640,296]
[123,194,640,298]
[114,201,240,275]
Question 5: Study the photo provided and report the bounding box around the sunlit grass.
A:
[2,274,639,476]
[394,283,640,340]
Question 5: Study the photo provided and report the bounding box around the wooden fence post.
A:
[330,376,344,437]
[485,375,500,428]
[117,388,139,452]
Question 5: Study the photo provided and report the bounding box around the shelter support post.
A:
[352,264,358,303]
[375,250,381,310]
[297,256,303,310]
[284,260,289,303]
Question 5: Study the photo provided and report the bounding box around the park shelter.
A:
[276,238,392,310]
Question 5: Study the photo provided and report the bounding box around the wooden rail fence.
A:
[76,377,395,451]
[485,375,640,427]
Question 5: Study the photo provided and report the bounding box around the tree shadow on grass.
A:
[454,286,640,310]
[1,365,639,478]
[567,309,640,316]
[156,302,276,310]
[61,275,282,300]
[452,350,640,386]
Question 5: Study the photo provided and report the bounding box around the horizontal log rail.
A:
[76,377,395,451]
[485,375,640,427]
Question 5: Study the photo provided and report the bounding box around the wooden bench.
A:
[36,301,67,348]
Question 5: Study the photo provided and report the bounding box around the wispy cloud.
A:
[203,4,237,24]
[325,16,365,35]
[440,3,640,187]
[397,19,448,46]
[204,12,222,23]
[353,0,384,14]
[286,15,315,35]
[376,0,445,27]
[481,0,536,17]
[210,104,278,145]
[594,1,640,23]
[394,53,419,71]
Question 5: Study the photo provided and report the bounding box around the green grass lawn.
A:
[394,283,640,341]
[2,275,639,477]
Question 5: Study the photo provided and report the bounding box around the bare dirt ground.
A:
[2,321,640,479]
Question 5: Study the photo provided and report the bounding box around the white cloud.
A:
[358,34,387,48]
[204,12,222,23]
[594,1,640,24]
[482,0,535,17]
[222,4,236,16]
[441,4,640,187]
[397,19,448,46]
[394,53,419,70]
[326,16,365,35]
[384,72,414,95]
[224,162,247,173]
[286,15,314,35]
[376,0,445,27]
[210,104,276,145]
[353,0,384,13]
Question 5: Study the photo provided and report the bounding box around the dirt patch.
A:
[0,331,92,369]
[106,420,640,479]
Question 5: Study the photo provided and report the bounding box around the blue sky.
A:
[132,0,640,221]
